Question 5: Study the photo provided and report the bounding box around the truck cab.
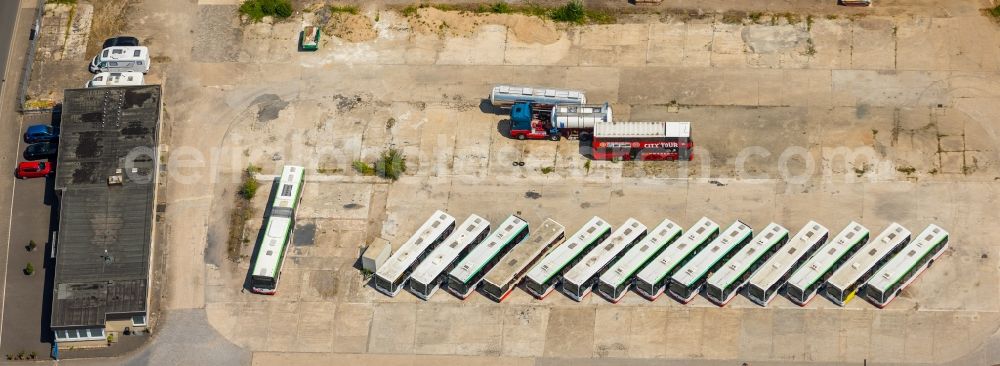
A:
[509,102,560,141]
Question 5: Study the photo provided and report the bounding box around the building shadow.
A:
[38,190,60,344]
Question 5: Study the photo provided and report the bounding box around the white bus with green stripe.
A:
[705,223,789,306]
[864,224,949,308]
[668,221,753,304]
[523,217,611,299]
[447,215,529,299]
[250,165,305,295]
[596,219,682,303]
[634,217,720,300]
[374,210,457,297]
[745,221,829,306]
[824,223,910,306]
[562,218,647,301]
[408,215,491,300]
[785,222,869,305]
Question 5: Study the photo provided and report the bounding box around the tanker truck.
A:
[508,102,612,141]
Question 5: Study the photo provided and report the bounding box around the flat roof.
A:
[51,85,161,328]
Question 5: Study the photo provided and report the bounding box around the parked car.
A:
[23,142,57,161]
[23,124,58,144]
[15,161,51,179]
[102,36,140,49]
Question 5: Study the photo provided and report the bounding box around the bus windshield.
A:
[251,275,276,289]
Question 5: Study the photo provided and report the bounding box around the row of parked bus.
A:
[372,212,950,308]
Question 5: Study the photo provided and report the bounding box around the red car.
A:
[16,161,52,179]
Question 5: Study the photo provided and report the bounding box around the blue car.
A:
[23,125,58,144]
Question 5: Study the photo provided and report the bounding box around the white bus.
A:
[373,211,457,297]
[481,219,566,302]
[705,223,789,306]
[634,217,720,300]
[562,218,647,301]
[408,215,491,300]
[523,217,611,299]
[824,223,910,306]
[864,224,949,308]
[745,221,829,306]
[596,219,682,303]
[668,221,753,304]
[489,85,586,108]
[785,222,869,305]
[447,215,529,299]
[250,165,305,295]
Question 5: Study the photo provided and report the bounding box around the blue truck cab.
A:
[509,102,560,141]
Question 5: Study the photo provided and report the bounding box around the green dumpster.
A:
[300,26,320,51]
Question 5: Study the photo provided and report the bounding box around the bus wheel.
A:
[549,135,560,141]
[517,134,526,140]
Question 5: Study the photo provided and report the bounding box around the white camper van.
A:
[85,72,144,88]
[89,46,151,73]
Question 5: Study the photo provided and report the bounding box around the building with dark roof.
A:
[51,85,160,347]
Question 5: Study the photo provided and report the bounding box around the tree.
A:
[374,148,407,181]
[23,262,34,276]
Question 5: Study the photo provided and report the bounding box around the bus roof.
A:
[600,219,681,288]
[251,165,305,278]
[593,121,691,139]
[251,216,293,278]
[866,224,947,292]
[449,215,528,283]
[826,223,911,290]
[483,219,565,288]
[747,221,829,290]
[635,217,719,286]
[273,165,305,210]
[524,217,610,285]
[376,210,457,283]
[563,218,647,286]
[671,221,753,287]
[409,214,490,286]
[786,221,869,291]
[707,223,788,289]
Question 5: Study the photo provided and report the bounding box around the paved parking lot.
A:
[12,0,1000,364]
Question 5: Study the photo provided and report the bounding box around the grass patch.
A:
[239,0,293,22]
[748,12,763,24]
[896,165,916,175]
[46,0,77,4]
[540,166,555,174]
[227,165,261,262]
[478,2,512,14]
[990,5,1000,19]
[329,5,359,15]
[720,11,745,25]
[584,160,591,173]
[354,149,408,180]
[803,38,816,56]
[401,1,615,24]
[353,160,376,176]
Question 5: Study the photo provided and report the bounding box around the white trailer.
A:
[85,72,144,88]
[89,46,151,73]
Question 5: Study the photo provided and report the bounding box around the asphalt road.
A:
[0,0,22,86]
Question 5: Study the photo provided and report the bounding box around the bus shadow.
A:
[241,178,281,293]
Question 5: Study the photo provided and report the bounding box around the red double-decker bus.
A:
[591,122,693,161]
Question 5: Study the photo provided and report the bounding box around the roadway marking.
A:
[0,0,29,350]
